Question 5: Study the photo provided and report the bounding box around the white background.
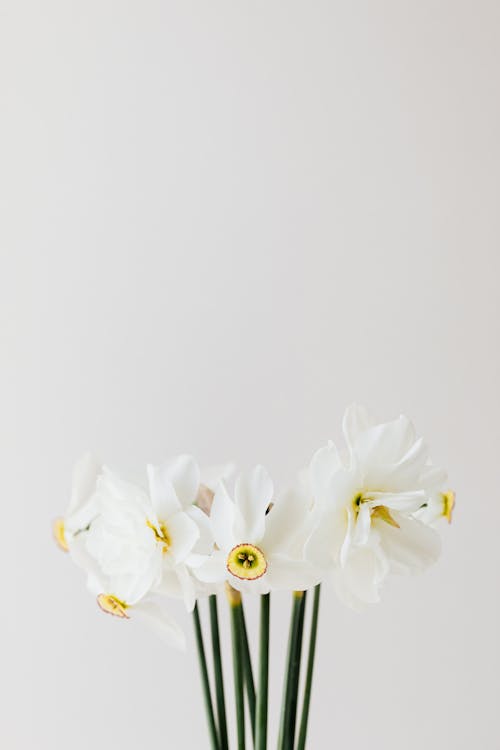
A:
[1,1,499,748]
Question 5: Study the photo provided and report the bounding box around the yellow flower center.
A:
[227,543,267,581]
[371,505,400,528]
[352,494,400,528]
[147,520,171,553]
[442,490,455,523]
[53,518,69,552]
[96,594,130,619]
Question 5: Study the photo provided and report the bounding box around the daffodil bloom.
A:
[65,455,216,648]
[78,455,218,613]
[306,404,447,608]
[193,465,320,595]
[57,454,234,646]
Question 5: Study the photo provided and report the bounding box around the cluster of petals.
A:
[55,405,453,647]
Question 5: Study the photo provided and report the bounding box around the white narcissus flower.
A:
[81,455,212,611]
[64,463,188,650]
[306,405,450,608]
[56,454,228,648]
[193,465,320,595]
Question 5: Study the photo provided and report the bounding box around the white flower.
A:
[63,464,186,649]
[80,455,213,611]
[306,404,447,608]
[80,468,164,601]
[194,465,320,595]
[58,454,229,648]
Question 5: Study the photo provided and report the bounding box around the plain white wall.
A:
[1,1,499,747]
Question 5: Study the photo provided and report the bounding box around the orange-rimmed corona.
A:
[226,543,267,581]
[97,594,130,619]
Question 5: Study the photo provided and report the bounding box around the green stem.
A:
[228,589,246,750]
[278,590,308,750]
[209,595,229,750]
[255,594,270,750]
[296,585,321,750]
[192,603,219,750]
[239,600,256,741]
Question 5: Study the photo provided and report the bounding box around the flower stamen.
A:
[352,494,400,529]
[147,520,171,554]
[371,505,400,528]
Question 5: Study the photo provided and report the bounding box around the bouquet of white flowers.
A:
[54,404,454,750]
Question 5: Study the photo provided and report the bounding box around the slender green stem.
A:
[209,595,229,750]
[278,590,308,750]
[239,600,256,741]
[229,592,246,750]
[192,603,219,750]
[255,594,270,750]
[297,585,321,750]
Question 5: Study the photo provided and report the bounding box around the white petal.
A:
[352,414,417,476]
[367,490,426,513]
[133,600,186,650]
[419,465,447,492]
[108,549,163,604]
[201,463,236,492]
[414,493,446,525]
[98,468,150,511]
[334,545,385,606]
[211,482,237,551]
[342,404,372,463]
[155,569,183,598]
[227,576,269,596]
[234,465,274,542]
[371,437,429,491]
[186,552,212,569]
[340,505,355,568]
[68,453,102,514]
[147,463,182,519]
[65,494,100,536]
[378,513,441,574]
[304,510,341,568]
[168,512,200,564]
[193,550,227,583]
[262,489,311,554]
[69,533,104,582]
[352,503,372,546]
[309,442,342,504]
[187,505,214,555]
[176,565,197,612]
[163,455,201,509]
[395,436,428,474]
[328,469,360,512]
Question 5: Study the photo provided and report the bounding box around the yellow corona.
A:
[226,543,267,581]
[97,594,130,619]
